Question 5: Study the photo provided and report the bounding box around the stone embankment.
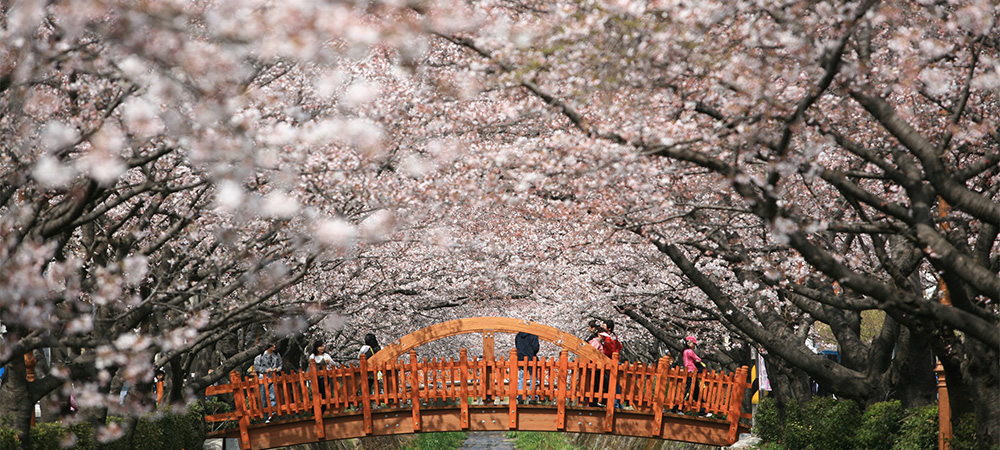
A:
[567,433,720,450]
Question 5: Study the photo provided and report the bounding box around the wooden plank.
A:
[467,408,512,431]
[563,410,605,434]
[203,412,237,422]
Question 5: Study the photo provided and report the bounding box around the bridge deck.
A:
[206,349,750,450]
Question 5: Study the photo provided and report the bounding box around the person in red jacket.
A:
[600,320,623,409]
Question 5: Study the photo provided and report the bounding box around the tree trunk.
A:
[964,341,999,450]
[766,356,812,406]
[968,375,999,450]
[887,327,936,409]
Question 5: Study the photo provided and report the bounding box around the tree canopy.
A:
[1,0,997,447]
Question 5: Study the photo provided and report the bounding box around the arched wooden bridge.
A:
[205,318,751,449]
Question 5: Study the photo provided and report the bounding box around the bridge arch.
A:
[369,317,608,365]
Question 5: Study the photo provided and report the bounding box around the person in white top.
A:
[309,342,334,411]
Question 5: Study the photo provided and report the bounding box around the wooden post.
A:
[508,349,518,429]
[604,352,619,433]
[307,361,325,440]
[409,351,422,431]
[556,350,568,430]
[277,372,288,417]
[24,353,36,427]
[483,331,495,404]
[482,330,495,362]
[728,366,749,443]
[360,353,373,435]
[652,356,671,437]
[936,362,952,450]
[460,349,470,429]
[230,370,251,450]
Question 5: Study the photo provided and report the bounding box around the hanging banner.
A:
[758,353,771,391]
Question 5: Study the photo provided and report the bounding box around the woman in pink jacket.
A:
[682,336,710,417]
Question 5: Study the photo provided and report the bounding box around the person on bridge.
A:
[682,336,710,417]
[600,320,624,409]
[515,332,540,404]
[254,342,282,423]
[585,320,605,407]
[309,342,334,411]
[359,333,383,395]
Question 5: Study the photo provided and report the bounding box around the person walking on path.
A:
[682,336,710,417]
[254,342,282,422]
[309,342,334,411]
[515,332,539,403]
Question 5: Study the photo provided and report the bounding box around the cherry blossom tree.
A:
[411,0,998,444]
[0,1,396,446]
[2,0,997,448]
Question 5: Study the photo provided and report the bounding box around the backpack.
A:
[588,336,604,353]
[601,334,623,358]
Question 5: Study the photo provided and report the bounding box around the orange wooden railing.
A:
[206,349,749,450]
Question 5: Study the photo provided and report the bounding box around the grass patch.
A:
[401,431,467,450]
[506,431,582,450]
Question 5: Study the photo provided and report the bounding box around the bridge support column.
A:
[556,350,568,430]
[936,362,952,450]
[508,349,518,429]
[460,349,470,429]
[230,371,251,450]
[604,353,619,433]
[727,366,749,443]
[307,361,325,441]
[651,356,670,437]
[409,351,422,431]
[360,354,373,435]
[482,331,494,361]
[483,331,494,404]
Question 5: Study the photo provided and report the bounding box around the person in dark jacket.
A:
[359,333,383,395]
[515,332,540,403]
